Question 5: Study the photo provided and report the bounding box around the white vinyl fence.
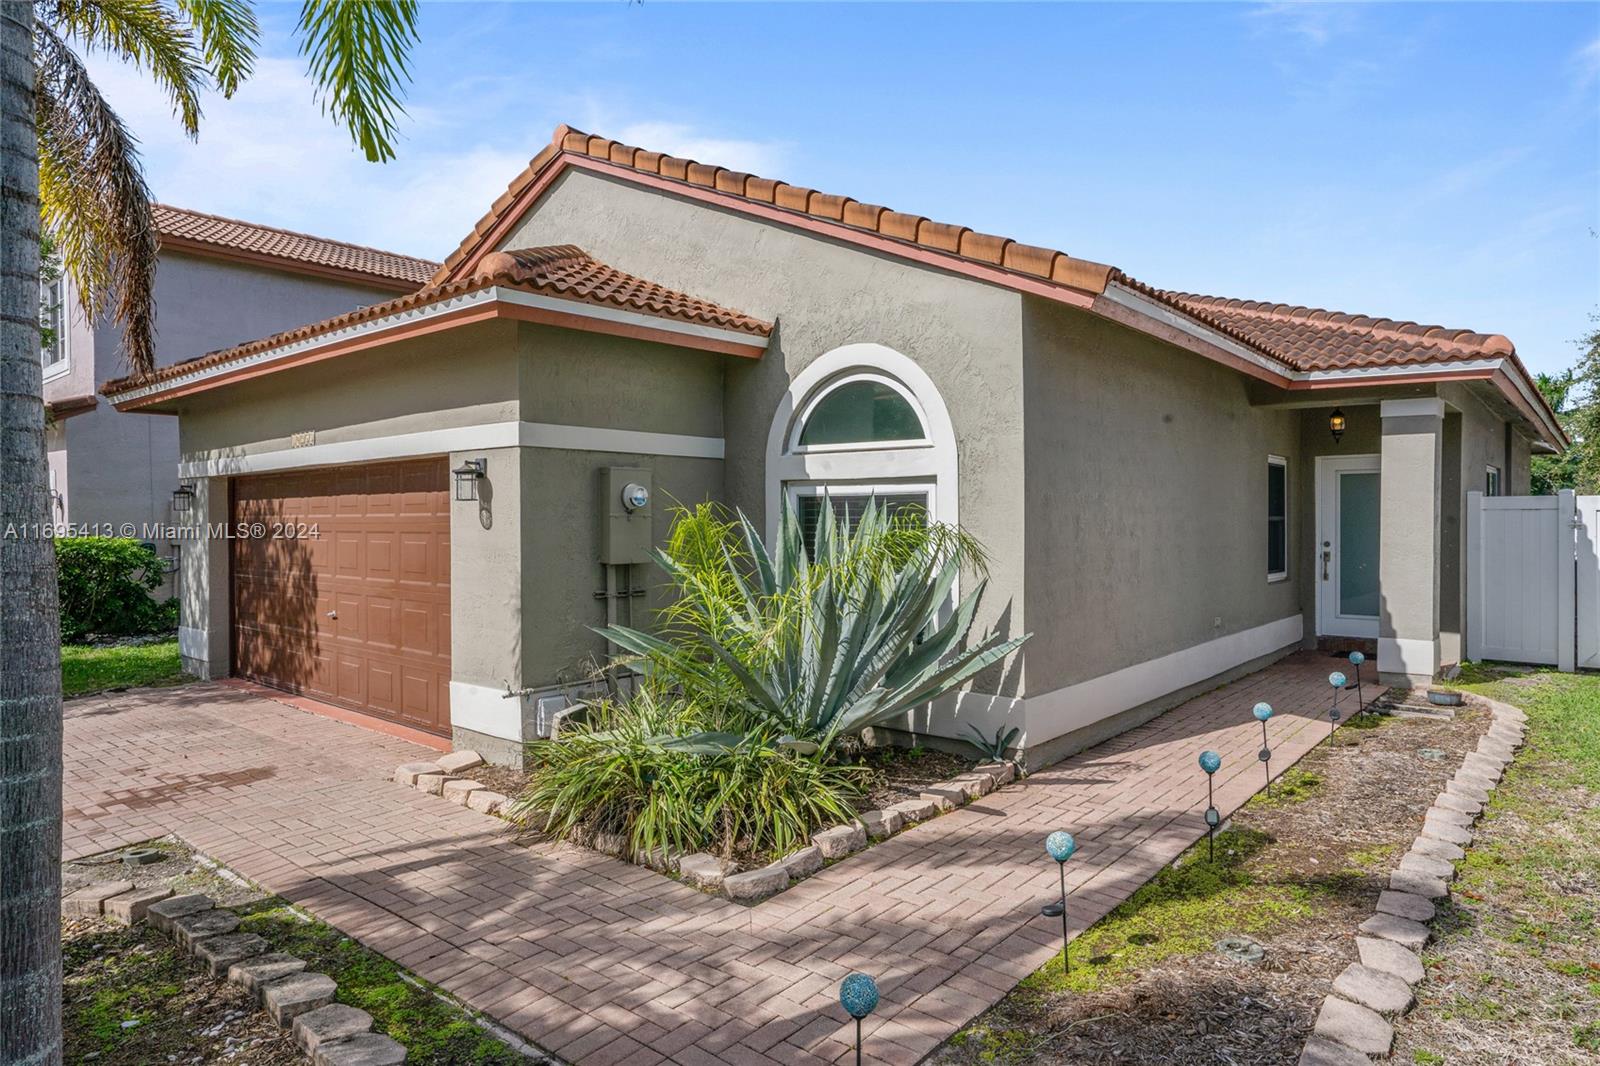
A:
[1466,489,1598,670]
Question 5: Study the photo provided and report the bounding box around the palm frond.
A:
[176,0,258,96]
[35,21,159,374]
[43,0,208,137]
[294,0,418,163]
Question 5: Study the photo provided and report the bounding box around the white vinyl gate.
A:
[1466,489,1599,670]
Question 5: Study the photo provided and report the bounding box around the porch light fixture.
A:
[839,973,879,1066]
[1041,831,1077,973]
[1253,702,1274,795]
[170,482,196,513]
[1198,750,1222,861]
[1329,408,1347,443]
[452,458,487,502]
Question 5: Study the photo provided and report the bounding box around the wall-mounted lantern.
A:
[1329,408,1347,443]
[170,483,196,513]
[452,458,487,502]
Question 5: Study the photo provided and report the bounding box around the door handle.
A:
[1321,550,1331,581]
[327,610,338,619]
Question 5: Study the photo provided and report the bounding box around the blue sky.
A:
[91,2,1599,376]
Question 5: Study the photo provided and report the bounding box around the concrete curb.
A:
[1297,693,1526,1064]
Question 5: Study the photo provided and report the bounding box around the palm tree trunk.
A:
[0,3,64,1063]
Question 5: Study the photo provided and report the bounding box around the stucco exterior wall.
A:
[496,168,1029,677]
[1020,298,1303,700]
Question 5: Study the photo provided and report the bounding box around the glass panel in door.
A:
[1337,471,1380,618]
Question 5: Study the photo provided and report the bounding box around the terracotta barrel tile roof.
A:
[153,204,438,287]
[103,246,770,396]
[1160,292,1517,372]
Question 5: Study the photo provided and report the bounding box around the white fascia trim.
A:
[1025,614,1304,742]
[1102,283,1295,379]
[107,287,767,407]
[179,419,723,477]
[448,680,526,742]
[1380,397,1447,419]
[490,287,767,351]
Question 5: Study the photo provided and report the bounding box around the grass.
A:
[61,639,190,696]
[238,905,528,1064]
[1014,828,1326,996]
[1391,664,1600,1065]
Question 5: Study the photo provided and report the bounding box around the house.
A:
[44,205,437,588]
[103,126,1565,767]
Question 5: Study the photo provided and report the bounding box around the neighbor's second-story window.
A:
[40,273,66,373]
[1267,455,1288,582]
[1486,465,1501,497]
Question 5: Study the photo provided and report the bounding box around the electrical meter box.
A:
[598,466,653,564]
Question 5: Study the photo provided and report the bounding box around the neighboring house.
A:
[104,126,1565,767]
[44,204,437,590]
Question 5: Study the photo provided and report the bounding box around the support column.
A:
[177,476,230,679]
[1378,398,1444,685]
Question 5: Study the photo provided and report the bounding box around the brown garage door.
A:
[232,458,451,735]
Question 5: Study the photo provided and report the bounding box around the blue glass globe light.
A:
[1348,651,1366,666]
[839,973,879,1020]
[1329,671,1347,688]
[1253,702,1273,722]
[1045,830,1077,863]
[1198,750,1221,775]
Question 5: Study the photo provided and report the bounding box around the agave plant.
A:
[599,498,1030,754]
[963,723,1022,762]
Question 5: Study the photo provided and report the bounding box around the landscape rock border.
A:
[394,749,1022,904]
[63,884,408,1065]
[1299,692,1527,1064]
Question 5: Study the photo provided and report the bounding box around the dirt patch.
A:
[471,763,529,799]
[63,916,300,1065]
[64,836,270,909]
[934,704,1489,1066]
[861,744,976,809]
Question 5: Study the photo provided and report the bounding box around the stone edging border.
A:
[393,751,1022,903]
[62,884,407,1065]
[1298,693,1528,1065]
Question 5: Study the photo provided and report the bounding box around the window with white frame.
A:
[40,273,67,374]
[1485,465,1501,497]
[1267,455,1288,581]
[765,344,957,562]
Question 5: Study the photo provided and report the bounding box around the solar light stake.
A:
[1253,702,1274,795]
[839,973,878,1066]
[1348,651,1366,710]
[1042,831,1077,973]
[1198,750,1222,861]
[1328,672,1346,740]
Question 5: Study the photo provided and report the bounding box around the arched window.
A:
[765,344,957,557]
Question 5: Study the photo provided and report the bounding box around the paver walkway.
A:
[64,652,1363,1064]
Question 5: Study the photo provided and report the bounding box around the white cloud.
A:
[608,121,791,177]
[1247,2,1359,47]
[1578,36,1600,90]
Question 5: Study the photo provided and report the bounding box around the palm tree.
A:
[1,3,419,1060]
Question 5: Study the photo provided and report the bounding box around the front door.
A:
[1317,455,1381,639]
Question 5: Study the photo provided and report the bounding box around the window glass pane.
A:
[1338,471,1380,617]
[1267,518,1286,575]
[1486,467,1501,496]
[40,277,64,367]
[798,380,923,446]
[797,492,928,559]
[1267,462,1286,519]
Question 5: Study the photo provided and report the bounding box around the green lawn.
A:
[1393,665,1600,1065]
[61,640,191,697]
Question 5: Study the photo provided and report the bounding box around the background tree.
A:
[1,4,418,1061]
[1531,320,1599,495]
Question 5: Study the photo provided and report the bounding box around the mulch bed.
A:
[934,702,1490,1066]
[861,744,976,810]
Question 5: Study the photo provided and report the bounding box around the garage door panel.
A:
[233,458,450,736]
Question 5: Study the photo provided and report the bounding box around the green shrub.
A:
[56,537,177,643]
[508,685,871,862]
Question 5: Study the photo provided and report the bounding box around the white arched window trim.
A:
[764,342,958,544]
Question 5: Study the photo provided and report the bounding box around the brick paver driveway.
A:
[64,652,1357,1064]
